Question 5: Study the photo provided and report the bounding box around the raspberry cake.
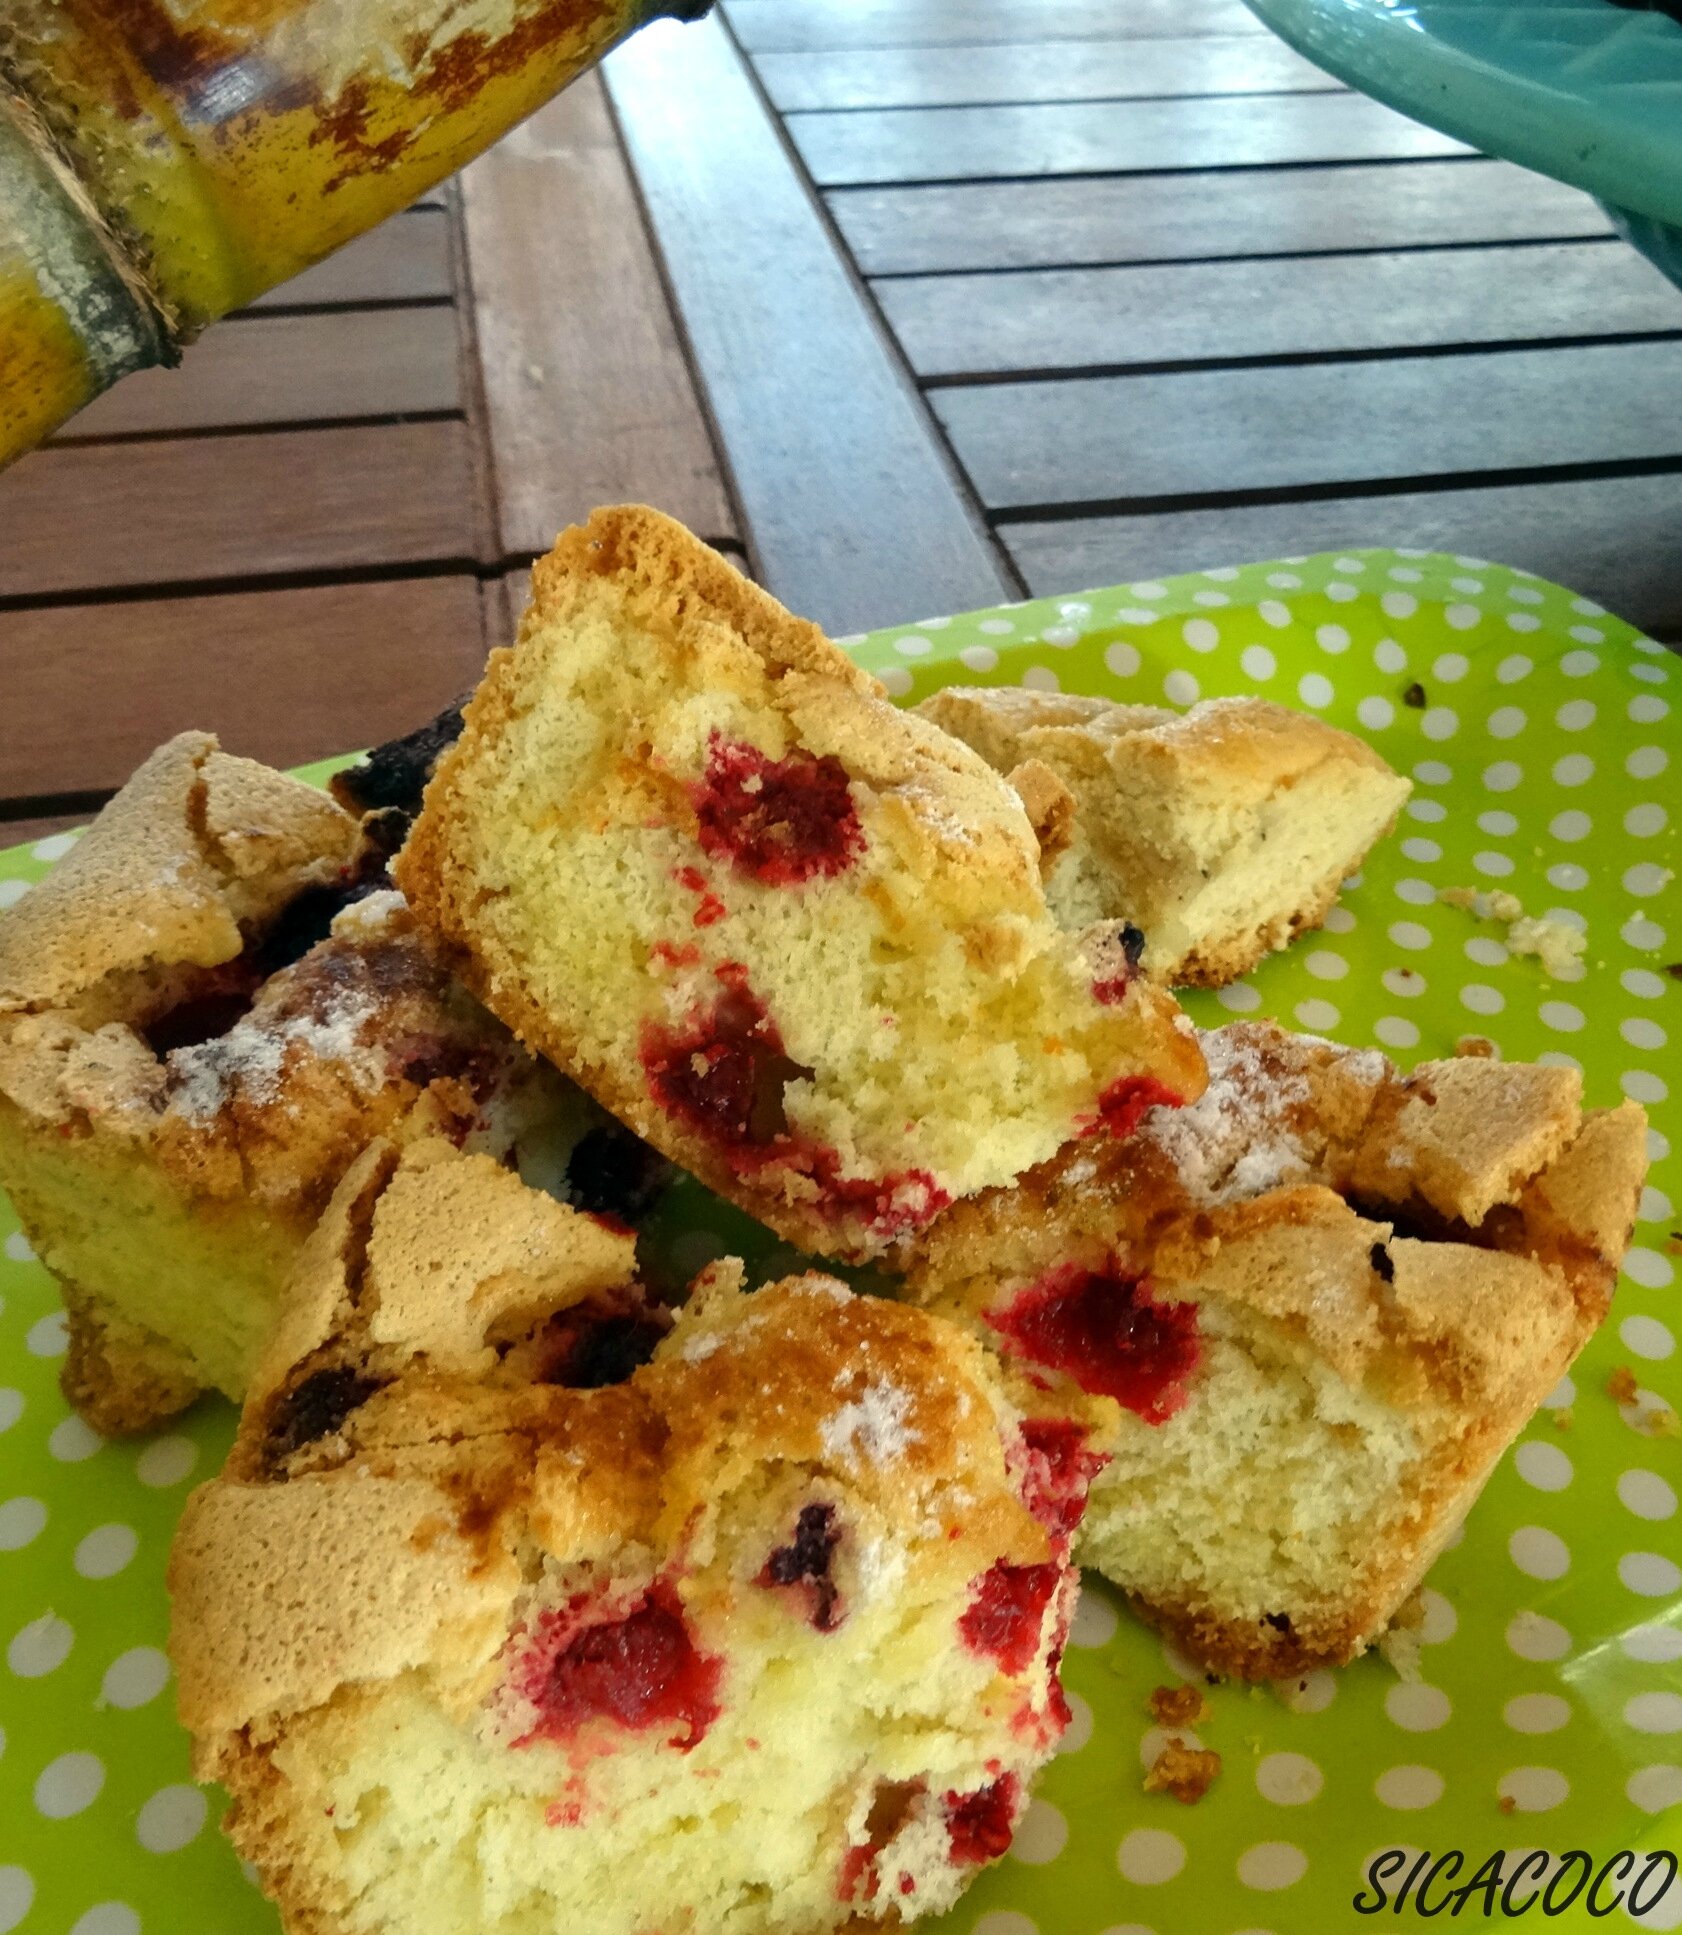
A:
[0,734,633,1434]
[907,1023,1648,1678]
[169,1136,1094,1935]
[916,688,1410,986]
[396,506,1205,1263]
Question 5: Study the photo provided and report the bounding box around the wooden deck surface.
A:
[4,0,1679,842]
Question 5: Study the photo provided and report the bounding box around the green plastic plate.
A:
[2,548,1679,1935]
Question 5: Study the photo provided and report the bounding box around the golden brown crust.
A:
[58,1279,202,1437]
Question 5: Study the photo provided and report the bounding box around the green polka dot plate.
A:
[2,548,1678,1935]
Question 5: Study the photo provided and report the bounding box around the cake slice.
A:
[397,506,1204,1261]
[170,1136,1095,1935]
[916,687,1411,985]
[906,1024,1648,1678]
[0,734,645,1434]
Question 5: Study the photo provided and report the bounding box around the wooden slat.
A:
[0,422,481,597]
[726,0,1266,54]
[883,241,1679,378]
[754,34,1337,111]
[604,17,1014,634]
[0,813,95,849]
[459,76,736,557]
[249,210,454,310]
[2,578,489,799]
[1000,472,1682,639]
[834,159,1613,275]
[787,91,1470,188]
[61,309,461,440]
[934,341,1682,512]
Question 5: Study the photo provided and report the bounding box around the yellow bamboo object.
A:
[0,0,708,466]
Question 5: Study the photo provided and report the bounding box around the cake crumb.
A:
[1143,1737,1222,1804]
[1499,1793,1518,1816]
[1607,1365,1640,1406]
[1552,1406,1574,1431]
[1148,1684,1210,1728]
[1454,1034,1499,1060]
[1378,1623,1423,1684]
[1666,1231,1682,1257]
[1438,888,1586,979]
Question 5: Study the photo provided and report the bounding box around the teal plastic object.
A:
[1242,0,1682,289]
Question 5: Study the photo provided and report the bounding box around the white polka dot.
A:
[8,1613,72,1677]
[1238,1842,1307,1890]
[1482,761,1522,793]
[1385,1683,1451,1732]
[1256,1752,1322,1805]
[972,1914,1038,1935]
[1622,1552,1682,1597]
[1509,1525,1569,1579]
[1333,555,1367,573]
[1498,1766,1568,1812]
[1375,1765,1443,1809]
[1374,1016,1420,1049]
[1382,965,1427,997]
[1458,982,1504,1016]
[978,618,1014,636]
[1357,696,1394,730]
[1627,744,1669,779]
[1549,809,1592,842]
[1504,1694,1571,1734]
[1390,564,1424,582]
[25,1311,67,1358]
[1552,753,1593,787]
[1620,1469,1678,1521]
[1297,673,1334,709]
[49,1416,104,1463]
[1117,1828,1186,1885]
[892,634,931,658]
[1163,669,1199,706]
[1316,624,1351,654]
[1267,572,1302,588]
[1020,665,1060,693]
[0,880,28,911]
[69,1910,140,1935]
[35,1750,104,1818]
[1507,583,1544,602]
[3,1231,33,1263]
[31,832,78,862]
[1555,699,1596,731]
[1496,653,1533,683]
[1639,1183,1674,1220]
[958,645,998,673]
[1181,618,1219,652]
[136,1435,197,1488]
[1626,1692,1682,1735]
[1392,876,1437,905]
[1294,999,1340,1031]
[1275,1668,1336,1712]
[1625,803,1669,840]
[1240,645,1276,681]
[1419,1590,1456,1644]
[1630,694,1670,723]
[1445,604,1480,631]
[1625,969,1668,999]
[1057,1690,1094,1754]
[1452,574,1485,592]
[1506,1611,1571,1661]
[0,1868,35,1933]
[876,666,912,697]
[1105,640,1140,678]
[1629,1765,1682,1815]
[1129,581,1167,599]
[1303,949,1347,981]
[1370,639,1406,675]
[1389,921,1432,952]
[74,1524,138,1580]
[1514,1440,1571,1490]
[1010,1798,1067,1864]
[101,1645,169,1709]
[1191,590,1229,608]
[1414,758,1452,784]
[1505,611,1541,633]
[1216,981,1262,1013]
[1420,706,1457,741]
[1323,904,1356,932]
[1546,862,1587,892]
[1408,799,1447,827]
[1623,1072,1671,1108]
[1623,1624,1682,1663]
[0,1391,21,1434]
[1624,861,1674,898]
[1255,599,1291,629]
[0,1498,46,1551]
[1464,936,1508,967]
[1538,1001,1584,1033]
[1040,625,1081,649]
[1068,1584,1118,1648]
[1622,1013,1669,1050]
[1623,913,1667,949]
[1381,591,1417,620]
[1487,705,1527,738]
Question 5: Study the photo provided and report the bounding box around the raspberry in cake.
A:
[906,1022,1648,1678]
[916,687,1410,986]
[169,1137,1091,1935]
[395,506,1204,1262]
[0,733,640,1434]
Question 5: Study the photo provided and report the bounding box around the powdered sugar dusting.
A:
[167,991,384,1124]
[821,1379,919,1467]
[1140,1027,1312,1207]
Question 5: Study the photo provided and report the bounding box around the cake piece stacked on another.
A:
[916,687,1410,986]
[170,1136,1096,1935]
[398,506,1204,1262]
[907,1023,1647,1678]
[0,733,629,1435]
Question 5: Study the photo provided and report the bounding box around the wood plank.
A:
[883,241,1680,378]
[834,159,1612,275]
[788,91,1470,188]
[0,813,98,850]
[459,76,736,557]
[248,210,454,310]
[754,35,1338,111]
[726,0,1266,54]
[999,472,1682,639]
[0,422,480,596]
[933,341,1682,511]
[60,309,461,440]
[604,17,1014,634]
[2,578,488,799]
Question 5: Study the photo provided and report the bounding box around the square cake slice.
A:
[906,1023,1648,1678]
[397,506,1204,1261]
[170,1136,1097,1935]
[916,687,1411,985]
